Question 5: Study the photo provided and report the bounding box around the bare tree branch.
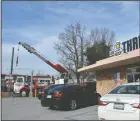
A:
[54,23,88,84]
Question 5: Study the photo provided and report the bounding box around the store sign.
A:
[110,35,140,56]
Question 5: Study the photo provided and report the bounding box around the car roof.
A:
[121,82,140,86]
[52,84,78,89]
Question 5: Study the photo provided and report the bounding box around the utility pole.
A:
[9,47,14,96]
[10,47,14,74]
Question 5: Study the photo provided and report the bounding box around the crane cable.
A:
[16,44,20,66]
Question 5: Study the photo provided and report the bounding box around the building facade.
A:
[78,35,140,96]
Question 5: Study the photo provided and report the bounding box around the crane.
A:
[18,42,69,80]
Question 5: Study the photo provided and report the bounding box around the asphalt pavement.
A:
[2,97,99,120]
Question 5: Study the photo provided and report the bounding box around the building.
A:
[1,74,52,89]
[78,35,140,96]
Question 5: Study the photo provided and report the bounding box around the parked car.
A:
[98,82,140,120]
[37,88,45,100]
[1,85,7,92]
[41,83,101,110]
[38,84,62,100]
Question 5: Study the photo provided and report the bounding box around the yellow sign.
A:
[116,43,120,49]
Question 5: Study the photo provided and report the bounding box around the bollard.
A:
[35,89,36,97]
[4,92,7,97]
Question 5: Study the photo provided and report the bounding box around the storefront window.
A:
[136,67,140,72]
[134,74,140,82]
[127,66,140,83]
[127,74,134,83]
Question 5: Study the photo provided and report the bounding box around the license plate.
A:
[114,103,124,110]
[47,95,52,98]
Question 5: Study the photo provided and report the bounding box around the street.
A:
[2,97,99,120]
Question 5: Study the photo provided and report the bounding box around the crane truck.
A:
[13,42,75,97]
[18,42,71,82]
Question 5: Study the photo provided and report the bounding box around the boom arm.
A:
[18,42,68,73]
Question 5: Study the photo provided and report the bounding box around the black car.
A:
[38,84,62,100]
[41,83,101,110]
[1,85,7,92]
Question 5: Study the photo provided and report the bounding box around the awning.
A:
[78,49,140,72]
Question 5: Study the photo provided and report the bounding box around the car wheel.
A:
[69,99,77,110]
[96,95,101,104]
[49,105,55,110]
[41,101,46,107]
[20,90,28,97]
[38,95,41,100]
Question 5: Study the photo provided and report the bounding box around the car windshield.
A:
[17,78,23,83]
[109,85,140,94]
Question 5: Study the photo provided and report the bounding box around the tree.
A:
[54,23,88,84]
[85,28,115,65]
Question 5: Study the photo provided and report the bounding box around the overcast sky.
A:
[2,1,139,75]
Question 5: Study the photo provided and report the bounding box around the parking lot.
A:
[2,97,99,120]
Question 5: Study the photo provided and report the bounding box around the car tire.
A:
[20,90,29,97]
[38,95,41,100]
[96,94,101,104]
[69,99,77,110]
[41,101,46,107]
[49,105,55,110]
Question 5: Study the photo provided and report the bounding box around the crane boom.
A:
[18,42,68,73]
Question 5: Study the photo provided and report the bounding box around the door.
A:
[14,77,24,93]
[134,74,140,82]
[75,86,87,106]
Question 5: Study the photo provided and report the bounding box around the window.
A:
[17,78,23,83]
[109,85,140,94]
[47,84,58,90]
[127,75,134,83]
[134,74,140,82]
[52,85,65,92]
[39,80,46,83]
[76,86,84,92]
[136,67,140,72]
[46,80,50,82]
[113,72,120,83]
[127,68,133,73]
[126,66,140,83]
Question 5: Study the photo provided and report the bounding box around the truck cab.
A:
[14,76,30,97]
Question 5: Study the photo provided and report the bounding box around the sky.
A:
[2,1,139,75]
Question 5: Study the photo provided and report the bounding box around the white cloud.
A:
[45,3,114,21]
[117,1,139,16]
[2,1,139,75]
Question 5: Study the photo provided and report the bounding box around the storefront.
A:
[78,35,140,96]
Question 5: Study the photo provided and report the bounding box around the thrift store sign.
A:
[110,35,140,56]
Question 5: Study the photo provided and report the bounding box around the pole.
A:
[11,47,14,75]
[9,47,14,96]
[30,70,34,97]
